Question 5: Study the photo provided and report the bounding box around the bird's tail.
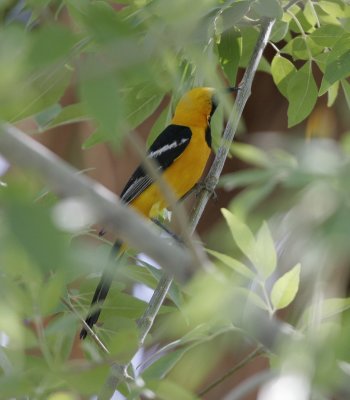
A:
[80,241,122,340]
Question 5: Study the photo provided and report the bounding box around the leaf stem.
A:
[198,346,264,397]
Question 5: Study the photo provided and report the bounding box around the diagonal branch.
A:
[0,123,195,282]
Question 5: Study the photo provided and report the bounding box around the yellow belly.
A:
[130,126,211,218]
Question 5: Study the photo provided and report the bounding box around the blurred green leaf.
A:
[254,222,277,279]
[221,209,256,261]
[270,263,301,310]
[287,61,318,127]
[231,142,271,167]
[34,104,62,130]
[4,198,68,272]
[79,56,123,142]
[301,297,350,326]
[143,349,188,380]
[28,25,76,69]
[149,379,197,400]
[217,28,241,86]
[252,0,283,18]
[47,103,89,129]
[220,169,273,190]
[124,84,164,130]
[230,181,276,219]
[207,249,254,279]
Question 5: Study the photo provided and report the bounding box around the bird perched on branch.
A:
[80,86,236,339]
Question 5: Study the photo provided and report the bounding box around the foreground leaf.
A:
[270,264,301,310]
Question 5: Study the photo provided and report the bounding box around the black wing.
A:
[120,124,192,204]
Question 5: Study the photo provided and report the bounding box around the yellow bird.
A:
[80,86,235,339]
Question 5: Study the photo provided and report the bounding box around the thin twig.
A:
[198,346,264,397]
[222,369,277,400]
[190,18,275,229]
[60,297,110,354]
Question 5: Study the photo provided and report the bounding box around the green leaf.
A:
[341,79,350,110]
[320,51,350,95]
[220,169,273,190]
[236,287,268,310]
[271,55,297,98]
[252,0,283,19]
[282,37,309,60]
[220,1,251,30]
[207,249,254,279]
[327,81,339,107]
[301,297,350,326]
[221,209,256,260]
[231,142,271,167]
[218,28,242,85]
[79,56,123,140]
[4,199,67,272]
[150,379,197,400]
[318,0,345,17]
[82,127,110,149]
[253,222,277,279]
[309,25,345,47]
[124,84,164,130]
[270,20,289,42]
[34,104,62,130]
[80,1,131,44]
[270,263,301,310]
[287,61,318,127]
[47,103,89,129]
[143,349,188,380]
[230,181,276,219]
[28,24,76,69]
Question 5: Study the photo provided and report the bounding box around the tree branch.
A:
[0,122,195,282]
[97,17,276,400]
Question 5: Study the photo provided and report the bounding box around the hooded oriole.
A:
[80,87,232,339]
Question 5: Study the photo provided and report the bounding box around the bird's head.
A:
[172,86,237,126]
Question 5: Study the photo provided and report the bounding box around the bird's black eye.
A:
[209,94,218,121]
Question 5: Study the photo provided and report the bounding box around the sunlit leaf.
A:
[270,264,301,310]
[271,55,297,98]
[253,222,277,279]
[221,209,256,261]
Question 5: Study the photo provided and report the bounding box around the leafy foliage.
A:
[1,0,350,399]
